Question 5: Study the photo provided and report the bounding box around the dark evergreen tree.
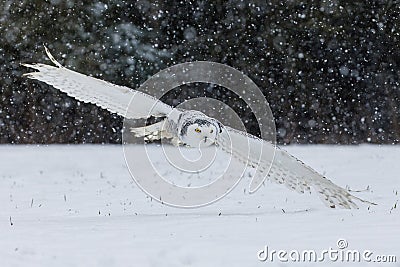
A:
[0,0,399,144]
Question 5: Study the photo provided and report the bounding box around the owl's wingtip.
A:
[43,45,63,68]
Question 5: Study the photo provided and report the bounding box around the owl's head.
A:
[178,114,222,147]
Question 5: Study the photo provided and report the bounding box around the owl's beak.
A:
[204,136,208,143]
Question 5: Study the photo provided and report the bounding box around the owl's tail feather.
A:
[130,120,180,145]
[130,120,166,141]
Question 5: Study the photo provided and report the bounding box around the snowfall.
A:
[0,145,399,267]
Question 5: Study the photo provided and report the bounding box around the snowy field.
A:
[0,145,399,267]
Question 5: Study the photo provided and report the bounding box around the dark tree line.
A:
[0,0,399,144]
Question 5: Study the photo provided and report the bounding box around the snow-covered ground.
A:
[0,145,398,267]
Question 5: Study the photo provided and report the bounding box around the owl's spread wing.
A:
[217,126,375,209]
[22,47,173,119]
[130,119,182,146]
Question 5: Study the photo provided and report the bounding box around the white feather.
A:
[217,126,376,209]
[23,48,375,209]
[22,47,173,119]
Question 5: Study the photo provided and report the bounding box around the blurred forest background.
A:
[0,0,399,144]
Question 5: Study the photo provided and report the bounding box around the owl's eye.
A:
[210,129,214,133]
[195,128,201,133]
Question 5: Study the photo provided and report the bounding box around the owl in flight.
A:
[22,47,375,209]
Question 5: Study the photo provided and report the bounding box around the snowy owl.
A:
[22,47,375,209]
